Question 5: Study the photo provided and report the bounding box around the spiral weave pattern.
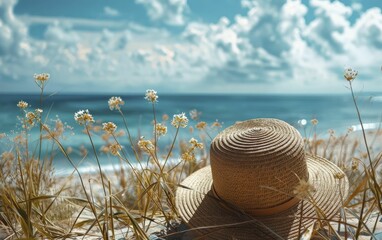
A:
[211,118,308,213]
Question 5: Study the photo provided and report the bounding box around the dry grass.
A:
[0,69,381,239]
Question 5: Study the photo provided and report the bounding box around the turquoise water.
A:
[1,93,382,174]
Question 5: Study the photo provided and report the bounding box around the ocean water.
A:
[1,93,382,175]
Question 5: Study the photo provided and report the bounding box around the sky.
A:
[0,0,381,94]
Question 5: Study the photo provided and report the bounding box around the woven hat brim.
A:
[176,154,349,240]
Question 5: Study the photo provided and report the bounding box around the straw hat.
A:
[176,118,348,239]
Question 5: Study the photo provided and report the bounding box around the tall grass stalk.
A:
[41,124,106,236]
[118,109,143,170]
[348,79,382,217]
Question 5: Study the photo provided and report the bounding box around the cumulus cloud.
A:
[2,0,382,93]
[169,0,382,92]
[353,8,382,48]
[0,0,29,56]
[178,0,310,85]
[104,6,120,17]
[305,0,352,55]
[44,22,80,44]
[135,0,188,26]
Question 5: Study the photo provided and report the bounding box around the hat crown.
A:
[210,118,308,215]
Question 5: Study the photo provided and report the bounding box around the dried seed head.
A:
[196,121,207,130]
[138,137,154,153]
[171,113,188,128]
[108,96,125,110]
[344,67,358,81]
[144,89,158,103]
[17,100,28,109]
[74,109,95,125]
[154,123,167,137]
[102,122,117,134]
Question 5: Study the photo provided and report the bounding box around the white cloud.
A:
[44,22,80,43]
[2,0,382,94]
[18,15,125,29]
[352,8,382,48]
[104,6,120,17]
[0,0,29,55]
[305,0,352,55]
[171,0,382,92]
[135,0,188,26]
[351,2,362,12]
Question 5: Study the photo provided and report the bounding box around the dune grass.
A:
[0,68,381,239]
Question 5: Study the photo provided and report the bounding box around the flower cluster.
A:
[108,96,124,110]
[293,179,316,200]
[144,89,158,103]
[103,122,117,134]
[171,113,189,128]
[17,100,28,109]
[74,109,95,125]
[154,123,167,137]
[211,120,222,128]
[138,138,154,153]
[196,121,207,130]
[311,119,318,126]
[181,152,195,162]
[189,138,203,149]
[181,138,203,162]
[25,111,37,126]
[34,73,50,88]
[109,143,122,156]
[344,67,358,81]
[35,108,43,115]
[34,73,50,82]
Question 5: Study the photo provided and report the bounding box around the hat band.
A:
[212,186,301,216]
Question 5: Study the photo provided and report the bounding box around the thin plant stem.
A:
[16,150,33,238]
[118,109,143,170]
[108,181,115,240]
[339,178,348,239]
[22,116,29,161]
[89,179,105,237]
[38,87,44,163]
[85,125,107,197]
[355,184,368,239]
[162,126,180,172]
[322,134,333,159]
[111,136,164,219]
[178,160,187,185]
[37,87,45,193]
[349,82,375,177]
[349,81,382,208]
[152,103,158,159]
[339,133,349,168]
[203,129,213,141]
[111,135,146,189]
[371,213,380,239]
[41,124,104,234]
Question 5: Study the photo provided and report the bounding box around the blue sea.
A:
[1,93,382,175]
